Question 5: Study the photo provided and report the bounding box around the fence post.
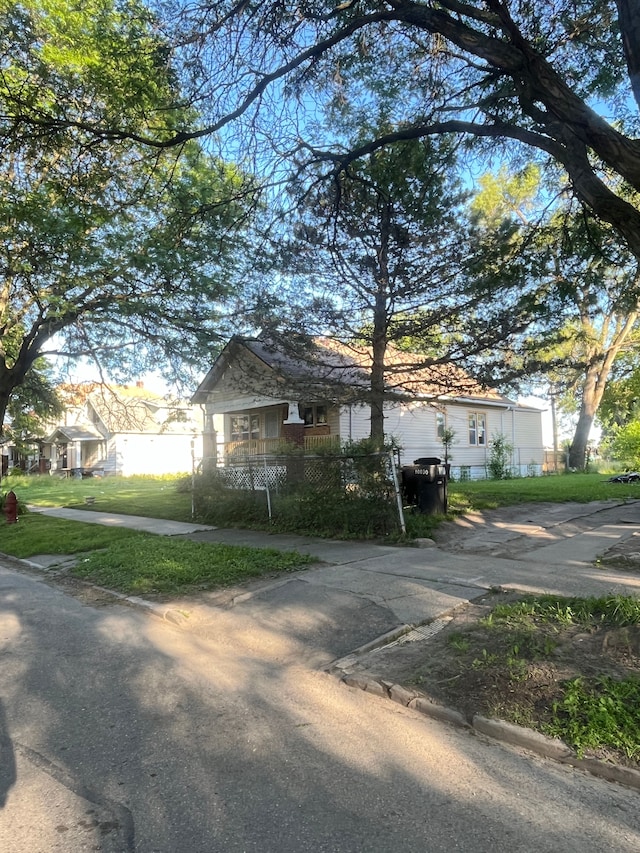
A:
[263,456,273,521]
[190,438,196,520]
[389,451,406,535]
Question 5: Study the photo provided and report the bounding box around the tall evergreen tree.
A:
[260,137,546,443]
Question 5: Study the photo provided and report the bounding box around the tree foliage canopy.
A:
[0,0,257,432]
[4,1,640,447]
[9,1,632,267]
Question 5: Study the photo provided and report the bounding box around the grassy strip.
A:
[0,513,312,595]
[0,514,140,557]
[488,593,640,627]
[467,594,640,761]
[71,536,311,595]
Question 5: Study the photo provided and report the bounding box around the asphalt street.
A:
[1,499,640,851]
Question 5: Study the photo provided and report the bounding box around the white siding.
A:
[338,403,371,443]
[111,433,202,476]
[339,399,544,476]
[511,409,545,471]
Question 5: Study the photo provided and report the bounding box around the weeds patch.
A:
[72,536,311,595]
[545,676,640,760]
[376,591,640,768]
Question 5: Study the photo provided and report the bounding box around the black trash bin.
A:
[410,457,448,515]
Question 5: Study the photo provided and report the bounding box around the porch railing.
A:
[224,434,340,459]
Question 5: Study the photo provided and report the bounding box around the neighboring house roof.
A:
[46,424,104,443]
[192,335,517,407]
[46,383,198,438]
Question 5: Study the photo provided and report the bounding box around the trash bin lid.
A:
[413,457,441,465]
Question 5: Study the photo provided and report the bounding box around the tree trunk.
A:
[369,198,391,448]
[0,375,15,439]
[568,359,605,470]
[369,294,387,446]
[568,411,595,470]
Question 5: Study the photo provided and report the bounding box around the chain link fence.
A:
[190,451,406,536]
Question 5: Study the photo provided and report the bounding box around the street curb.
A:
[0,551,194,627]
[339,675,640,791]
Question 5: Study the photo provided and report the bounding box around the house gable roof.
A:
[49,383,198,437]
[46,424,104,443]
[192,336,516,407]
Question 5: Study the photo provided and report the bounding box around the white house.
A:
[192,337,544,478]
[42,383,202,476]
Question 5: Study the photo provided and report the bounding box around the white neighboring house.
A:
[42,383,202,476]
[192,337,544,478]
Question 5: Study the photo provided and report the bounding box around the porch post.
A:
[282,401,305,486]
[282,402,305,448]
[202,410,217,470]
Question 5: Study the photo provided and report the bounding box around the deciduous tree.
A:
[11,2,638,275]
[0,0,256,433]
[472,167,640,469]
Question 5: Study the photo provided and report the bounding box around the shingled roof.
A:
[193,335,515,406]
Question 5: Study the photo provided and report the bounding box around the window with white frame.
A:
[230,414,260,442]
[436,410,446,439]
[468,412,486,446]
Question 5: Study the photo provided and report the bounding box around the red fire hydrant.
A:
[4,490,18,524]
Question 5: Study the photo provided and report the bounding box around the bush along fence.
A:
[189,443,408,538]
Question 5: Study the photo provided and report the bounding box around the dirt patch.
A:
[353,589,640,768]
[597,530,640,571]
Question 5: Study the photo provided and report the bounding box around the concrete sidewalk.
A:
[28,505,217,537]
[24,501,640,665]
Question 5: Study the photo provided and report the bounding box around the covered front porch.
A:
[204,401,342,463]
[44,425,107,476]
[224,433,340,459]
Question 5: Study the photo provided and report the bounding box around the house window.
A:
[468,413,486,446]
[300,404,328,427]
[436,411,446,439]
[230,414,260,442]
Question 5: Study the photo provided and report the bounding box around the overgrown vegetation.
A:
[487,432,514,480]
[411,593,640,765]
[190,447,400,539]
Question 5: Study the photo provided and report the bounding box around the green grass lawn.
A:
[3,473,193,520]
[447,472,640,512]
[0,513,312,595]
[0,513,140,557]
[7,471,639,525]
[3,470,640,546]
